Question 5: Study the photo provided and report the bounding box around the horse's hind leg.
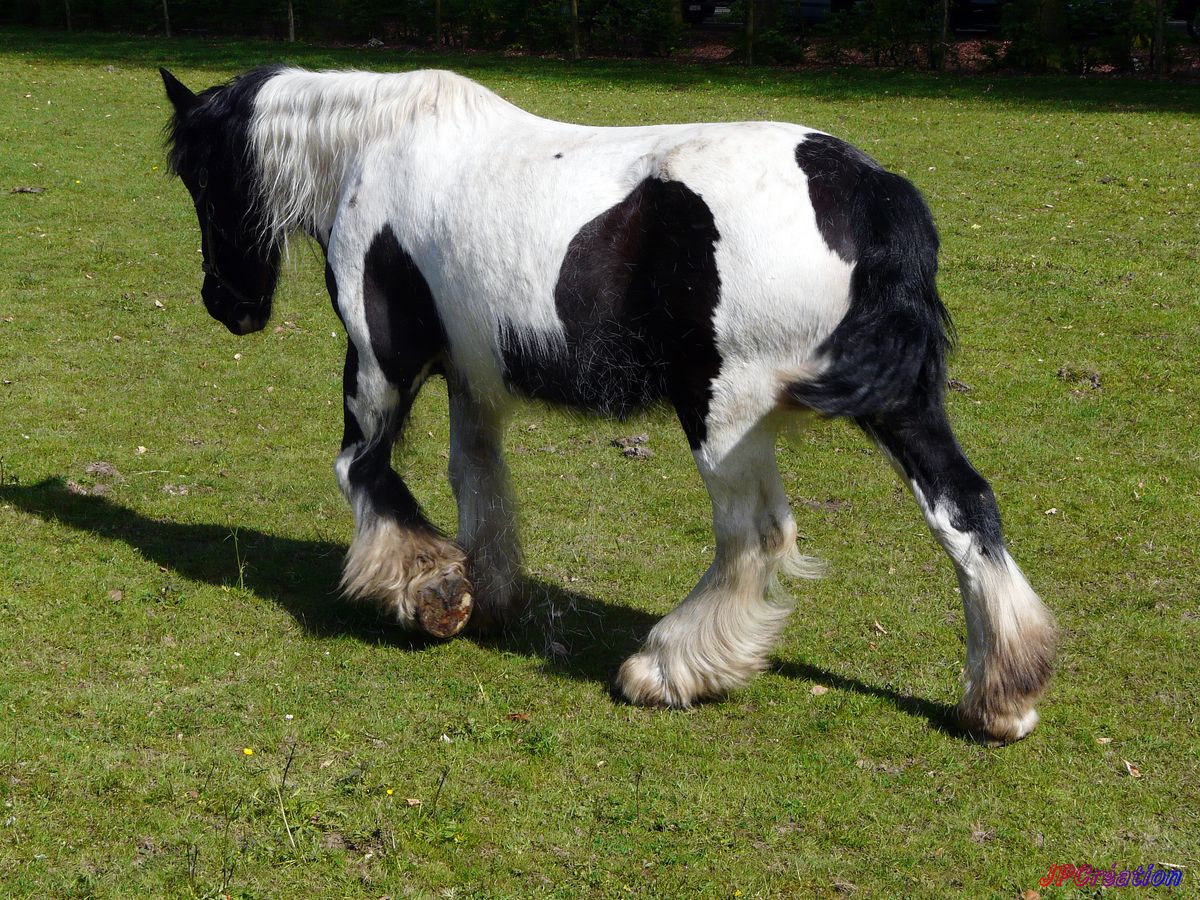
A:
[860,397,1057,744]
[617,414,821,707]
[447,378,522,633]
[335,344,472,638]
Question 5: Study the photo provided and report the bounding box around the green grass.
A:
[1,26,1198,898]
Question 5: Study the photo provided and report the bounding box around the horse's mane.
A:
[249,68,512,246]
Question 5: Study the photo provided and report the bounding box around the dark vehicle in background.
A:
[683,1,717,23]
[950,0,1006,32]
[1176,0,1198,36]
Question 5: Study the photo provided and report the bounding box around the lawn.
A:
[1,27,1197,898]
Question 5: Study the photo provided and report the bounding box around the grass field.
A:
[1,27,1198,898]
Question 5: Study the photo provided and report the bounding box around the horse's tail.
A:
[784,150,953,419]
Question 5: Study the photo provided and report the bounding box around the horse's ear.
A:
[160,67,197,113]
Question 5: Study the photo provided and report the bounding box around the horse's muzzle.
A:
[222,312,269,335]
[202,278,270,335]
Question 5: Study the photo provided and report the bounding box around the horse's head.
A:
[161,68,280,336]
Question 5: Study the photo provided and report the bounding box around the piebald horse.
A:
[161,66,1056,744]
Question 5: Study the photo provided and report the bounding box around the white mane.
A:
[249,68,512,246]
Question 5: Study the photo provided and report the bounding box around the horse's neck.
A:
[252,69,499,244]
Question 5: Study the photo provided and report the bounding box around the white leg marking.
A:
[911,484,1056,744]
[617,420,820,707]
[448,386,521,630]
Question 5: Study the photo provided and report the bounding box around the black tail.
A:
[786,135,953,419]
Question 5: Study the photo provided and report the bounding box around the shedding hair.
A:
[249,68,514,247]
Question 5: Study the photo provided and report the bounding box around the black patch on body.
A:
[795,135,1002,553]
[325,260,341,318]
[341,225,447,526]
[862,398,1005,555]
[500,177,723,448]
[788,133,953,419]
[361,225,446,388]
[340,343,364,449]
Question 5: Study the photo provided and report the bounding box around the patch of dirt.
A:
[856,758,905,776]
[85,461,119,478]
[1057,366,1102,394]
[66,480,108,497]
[612,433,654,459]
[320,831,349,851]
[798,497,851,512]
[970,823,997,843]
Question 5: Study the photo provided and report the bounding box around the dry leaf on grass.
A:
[1123,759,1143,778]
[810,684,828,696]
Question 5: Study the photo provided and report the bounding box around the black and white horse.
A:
[161,65,1056,744]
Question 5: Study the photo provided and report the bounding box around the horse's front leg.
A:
[448,379,522,633]
[334,344,473,638]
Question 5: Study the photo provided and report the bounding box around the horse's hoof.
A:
[416,566,473,638]
[616,652,690,708]
[958,704,1040,746]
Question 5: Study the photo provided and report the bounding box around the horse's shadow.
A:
[2,477,959,737]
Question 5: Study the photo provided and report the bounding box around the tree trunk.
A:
[1153,0,1166,76]
[938,0,950,70]
[162,0,171,37]
[288,0,295,42]
[64,0,71,31]
[435,0,442,47]
[746,0,756,65]
[571,0,581,60]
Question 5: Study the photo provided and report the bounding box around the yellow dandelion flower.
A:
[243,747,254,756]
[386,789,394,796]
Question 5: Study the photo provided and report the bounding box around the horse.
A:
[160,65,1056,745]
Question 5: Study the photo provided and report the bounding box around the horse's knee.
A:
[334,445,356,501]
[758,509,797,559]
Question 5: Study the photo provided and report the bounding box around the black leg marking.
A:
[860,398,1004,557]
[500,176,723,448]
[860,396,1056,745]
[334,226,472,638]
